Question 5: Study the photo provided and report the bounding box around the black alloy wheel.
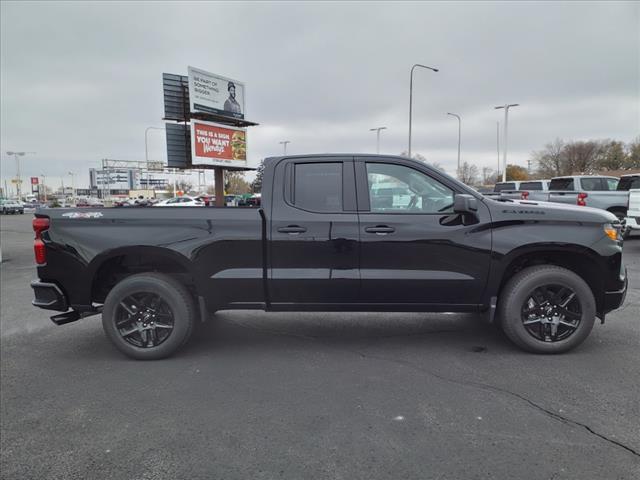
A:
[115,293,175,348]
[521,284,581,342]
[498,265,596,354]
[102,273,195,360]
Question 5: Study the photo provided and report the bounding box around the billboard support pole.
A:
[214,167,224,207]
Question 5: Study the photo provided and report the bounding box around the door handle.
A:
[277,225,307,234]
[365,225,395,235]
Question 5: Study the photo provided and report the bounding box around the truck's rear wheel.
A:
[102,273,195,360]
[498,266,596,354]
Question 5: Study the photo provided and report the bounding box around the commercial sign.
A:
[190,119,247,168]
[188,66,245,120]
[89,168,137,190]
[30,177,39,185]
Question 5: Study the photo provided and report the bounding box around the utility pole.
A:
[369,127,387,154]
[408,64,439,158]
[279,141,291,155]
[446,113,461,176]
[494,104,519,182]
[496,121,500,178]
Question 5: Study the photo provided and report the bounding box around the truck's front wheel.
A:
[499,266,596,354]
[102,273,195,360]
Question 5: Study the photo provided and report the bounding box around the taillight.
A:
[32,217,50,265]
[577,192,588,207]
[521,191,529,200]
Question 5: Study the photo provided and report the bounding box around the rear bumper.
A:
[31,280,68,311]
[602,269,628,314]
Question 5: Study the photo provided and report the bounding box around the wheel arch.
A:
[490,244,605,313]
[88,246,199,304]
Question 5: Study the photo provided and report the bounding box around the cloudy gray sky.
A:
[1,1,638,190]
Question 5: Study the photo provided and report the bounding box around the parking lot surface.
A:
[1,213,639,479]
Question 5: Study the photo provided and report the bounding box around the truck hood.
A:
[486,198,617,223]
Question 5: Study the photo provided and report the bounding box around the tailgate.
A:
[629,190,640,217]
[547,191,579,205]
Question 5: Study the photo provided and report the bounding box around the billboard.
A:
[188,66,245,120]
[89,168,136,190]
[190,119,247,168]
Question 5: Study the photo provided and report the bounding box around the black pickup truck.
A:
[31,154,628,359]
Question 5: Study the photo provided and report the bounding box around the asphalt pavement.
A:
[1,213,639,480]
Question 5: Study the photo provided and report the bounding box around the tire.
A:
[498,265,596,354]
[102,273,195,360]
[609,209,627,222]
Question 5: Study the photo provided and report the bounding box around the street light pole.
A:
[68,171,75,204]
[369,127,387,154]
[446,113,461,175]
[40,174,47,202]
[494,104,519,182]
[496,121,500,178]
[279,141,291,155]
[408,64,439,158]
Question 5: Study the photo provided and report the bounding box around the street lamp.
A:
[369,127,387,154]
[408,64,439,158]
[145,126,165,190]
[6,151,35,200]
[68,171,76,204]
[494,104,519,182]
[446,113,461,175]
[496,121,500,178]
[279,141,291,155]
[40,174,47,202]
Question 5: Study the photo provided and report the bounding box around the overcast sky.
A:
[1,1,638,190]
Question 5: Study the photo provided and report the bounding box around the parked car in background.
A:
[0,199,24,214]
[493,181,523,193]
[499,180,551,201]
[616,173,640,192]
[196,195,214,206]
[546,176,628,220]
[245,193,261,207]
[153,196,204,207]
[624,188,640,238]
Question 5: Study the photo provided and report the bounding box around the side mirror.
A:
[453,194,478,213]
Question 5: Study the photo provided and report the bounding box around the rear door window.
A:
[580,178,606,191]
[494,183,515,192]
[520,181,542,191]
[549,178,574,190]
[293,162,343,212]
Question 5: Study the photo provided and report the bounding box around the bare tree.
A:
[399,151,445,172]
[457,161,479,185]
[225,171,251,194]
[563,140,600,174]
[596,140,627,171]
[532,138,566,177]
[626,136,640,169]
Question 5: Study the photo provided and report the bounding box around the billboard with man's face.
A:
[188,66,245,120]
